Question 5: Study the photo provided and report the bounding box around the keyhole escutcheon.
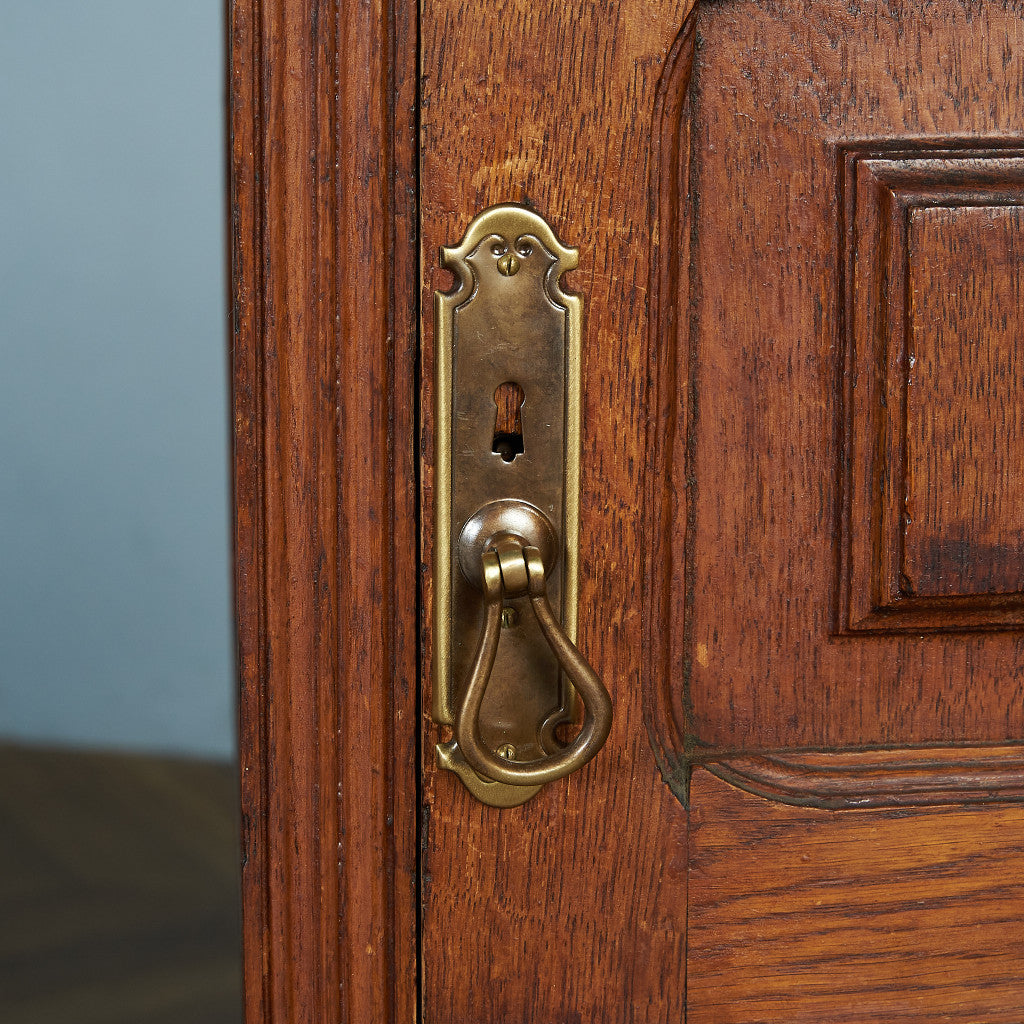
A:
[492,381,525,463]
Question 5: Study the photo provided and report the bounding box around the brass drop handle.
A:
[433,205,603,805]
[455,534,613,787]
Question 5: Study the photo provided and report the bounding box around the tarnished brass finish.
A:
[433,204,593,806]
[455,540,612,787]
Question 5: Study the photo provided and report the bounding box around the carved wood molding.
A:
[230,1,418,1021]
[837,142,1024,634]
[697,746,1024,810]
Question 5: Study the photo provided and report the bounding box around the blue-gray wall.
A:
[0,3,233,758]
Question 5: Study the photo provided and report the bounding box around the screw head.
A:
[497,743,516,761]
[496,251,520,276]
[500,606,520,628]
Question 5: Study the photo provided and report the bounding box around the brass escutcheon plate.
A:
[433,203,582,806]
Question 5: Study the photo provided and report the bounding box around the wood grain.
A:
[688,769,1024,1022]
[230,0,418,1021]
[420,0,693,1020]
[698,744,1024,809]
[905,204,1024,598]
[491,380,526,460]
[644,8,699,805]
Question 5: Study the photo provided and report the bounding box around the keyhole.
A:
[492,381,525,462]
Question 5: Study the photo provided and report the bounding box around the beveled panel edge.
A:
[643,5,701,808]
[696,744,1024,810]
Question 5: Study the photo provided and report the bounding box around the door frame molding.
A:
[230,1,419,1020]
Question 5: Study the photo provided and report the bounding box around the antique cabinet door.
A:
[232,0,1024,1021]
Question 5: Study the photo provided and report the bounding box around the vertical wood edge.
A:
[230,0,269,1019]
[231,0,419,1020]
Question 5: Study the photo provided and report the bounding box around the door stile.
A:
[230,1,420,1022]
[417,0,693,1019]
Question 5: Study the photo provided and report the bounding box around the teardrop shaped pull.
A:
[454,539,612,788]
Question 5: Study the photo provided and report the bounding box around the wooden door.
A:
[231,0,1024,1020]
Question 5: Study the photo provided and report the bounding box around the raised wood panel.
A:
[687,770,1024,1022]
[841,148,1024,633]
[906,204,1024,598]
[644,0,1024,762]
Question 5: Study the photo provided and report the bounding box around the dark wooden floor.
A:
[0,744,242,1023]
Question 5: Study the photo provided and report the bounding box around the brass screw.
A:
[497,743,516,761]
[496,251,520,276]
[500,606,520,628]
